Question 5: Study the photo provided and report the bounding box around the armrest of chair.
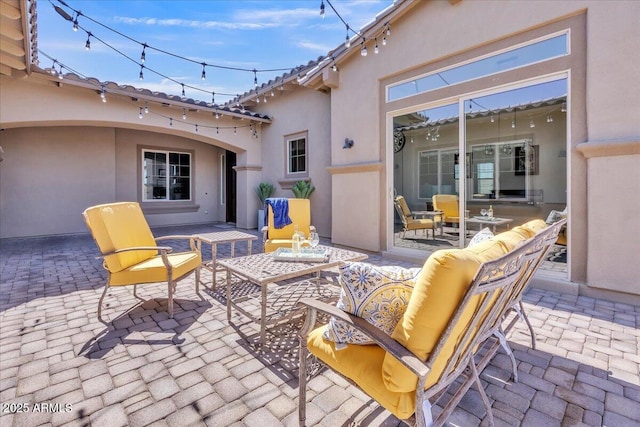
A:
[261,226,269,242]
[298,297,430,379]
[155,235,199,251]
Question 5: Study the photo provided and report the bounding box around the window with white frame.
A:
[142,149,191,201]
[286,133,308,176]
[418,148,459,198]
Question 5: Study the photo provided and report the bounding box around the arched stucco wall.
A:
[0,74,265,236]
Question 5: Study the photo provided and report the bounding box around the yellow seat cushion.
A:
[307,326,416,420]
[108,251,202,286]
[382,238,508,392]
[84,202,158,273]
[432,195,459,224]
[264,199,312,252]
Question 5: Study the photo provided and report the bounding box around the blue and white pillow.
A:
[467,227,494,248]
[323,262,421,346]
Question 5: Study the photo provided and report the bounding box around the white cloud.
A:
[297,40,333,54]
[115,16,279,30]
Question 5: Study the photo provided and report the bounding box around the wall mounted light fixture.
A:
[343,138,355,149]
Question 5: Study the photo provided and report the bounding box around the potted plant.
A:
[291,180,315,199]
[256,182,275,230]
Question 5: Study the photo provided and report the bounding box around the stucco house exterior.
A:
[1,0,639,302]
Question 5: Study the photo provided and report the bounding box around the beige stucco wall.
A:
[253,87,332,236]
[326,0,639,292]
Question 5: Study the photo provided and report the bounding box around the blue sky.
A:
[37,0,391,103]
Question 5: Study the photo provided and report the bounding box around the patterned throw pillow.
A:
[323,262,421,346]
[467,227,494,248]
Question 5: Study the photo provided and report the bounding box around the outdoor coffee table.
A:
[466,216,514,232]
[217,245,368,345]
[195,230,258,290]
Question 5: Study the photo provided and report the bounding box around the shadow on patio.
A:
[0,225,638,426]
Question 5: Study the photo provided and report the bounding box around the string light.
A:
[320,0,325,18]
[374,38,379,54]
[211,92,216,105]
[139,65,144,80]
[140,43,146,63]
[195,124,198,133]
[201,63,206,80]
[169,117,173,127]
[345,26,351,48]
[99,86,106,102]
[360,39,367,57]
[144,101,149,114]
[50,1,294,103]
[253,69,258,88]
[182,108,187,120]
[181,84,185,98]
[138,107,143,119]
[234,127,237,135]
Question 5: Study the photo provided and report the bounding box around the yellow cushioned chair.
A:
[262,198,315,253]
[432,194,459,226]
[83,202,201,320]
[298,219,566,427]
[394,195,435,239]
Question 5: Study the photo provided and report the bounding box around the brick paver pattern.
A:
[1,224,638,426]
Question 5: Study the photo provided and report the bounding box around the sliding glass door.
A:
[391,77,568,276]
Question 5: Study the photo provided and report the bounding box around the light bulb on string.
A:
[386,24,391,36]
[345,25,351,48]
[547,113,553,123]
[85,32,92,50]
[139,107,143,119]
[181,84,185,98]
[100,86,106,103]
[360,39,367,56]
[215,111,220,119]
[216,127,219,134]
[256,93,260,103]
[49,59,57,75]
[271,89,275,97]
[72,12,78,31]
[140,43,147,63]
[374,38,379,54]
[263,94,268,103]
[320,0,325,18]
[58,65,64,79]
[182,109,187,120]
[144,101,149,114]
[201,63,206,80]
[234,127,237,135]
[332,63,338,72]
[139,65,144,80]
[211,92,216,105]
[253,69,258,88]
[169,118,173,127]
[195,124,198,133]
[382,35,387,46]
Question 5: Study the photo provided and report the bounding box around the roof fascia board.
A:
[29,70,272,124]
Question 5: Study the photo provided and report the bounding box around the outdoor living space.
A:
[1,224,638,427]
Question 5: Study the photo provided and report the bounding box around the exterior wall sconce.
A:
[343,138,355,149]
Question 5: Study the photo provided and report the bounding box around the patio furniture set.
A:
[82,199,566,427]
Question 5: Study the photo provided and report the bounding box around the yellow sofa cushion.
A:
[307,325,417,420]
[382,238,508,392]
[84,202,157,273]
[108,251,202,286]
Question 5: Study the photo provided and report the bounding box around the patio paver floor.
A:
[1,224,638,426]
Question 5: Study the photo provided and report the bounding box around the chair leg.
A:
[517,301,536,350]
[471,360,495,427]
[298,341,309,427]
[97,283,109,320]
[168,280,175,318]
